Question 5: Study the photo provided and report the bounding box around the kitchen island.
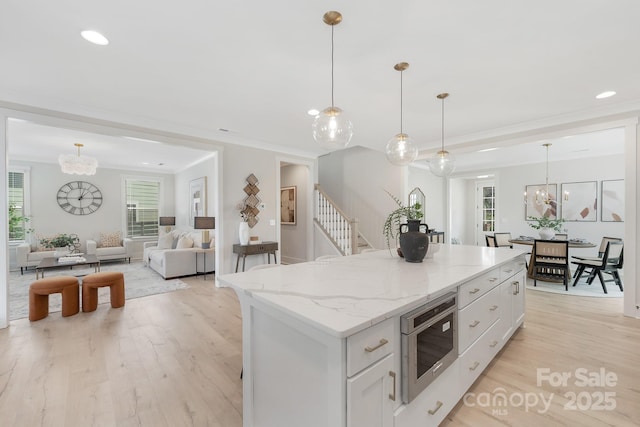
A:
[218,244,527,427]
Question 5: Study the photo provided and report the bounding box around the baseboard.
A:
[281,256,306,264]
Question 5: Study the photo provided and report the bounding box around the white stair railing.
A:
[314,184,359,256]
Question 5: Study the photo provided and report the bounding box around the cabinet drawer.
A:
[394,359,460,427]
[458,285,501,352]
[458,268,500,308]
[347,318,395,377]
[500,256,526,282]
[459,319,503,391]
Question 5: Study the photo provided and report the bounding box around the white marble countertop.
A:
[218,245,525,338]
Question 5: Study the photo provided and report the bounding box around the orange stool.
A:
[29,276,80,321]
[81,271,125,312]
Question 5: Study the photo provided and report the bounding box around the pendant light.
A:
[385,62,418,166]
[311,11,353,150]
[59,143,98,175]
[428,93,456,177]
[535,143,553,205]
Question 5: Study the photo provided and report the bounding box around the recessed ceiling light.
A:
[477,147,498,153]
[476,175,490,179]
[307,109,320,116]
[595,91,616,99]
[81,30,109,45]
[142,162,150,165]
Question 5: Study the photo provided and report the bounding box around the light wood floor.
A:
[1,276,638,426]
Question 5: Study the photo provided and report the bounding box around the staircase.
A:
[314,184,374,256]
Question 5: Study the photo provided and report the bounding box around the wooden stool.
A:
[29,276,80,321]
[81,271,125,312]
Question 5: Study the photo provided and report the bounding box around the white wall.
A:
[449,178,469,244]
[175,155,217,230]
[280,164,308,264]
[319,146,405,250]
[407,166,445,232]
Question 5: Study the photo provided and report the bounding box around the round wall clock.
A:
[57,181,103,215]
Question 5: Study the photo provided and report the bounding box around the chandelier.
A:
[59,143,98,175]
[385,62,418,166]
[535,143,553,205]
[427,93,456,177]
[311,11,353,150]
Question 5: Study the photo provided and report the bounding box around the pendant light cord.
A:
[400,70,403,134]
[330,24,335,109]
[441,96,445,152]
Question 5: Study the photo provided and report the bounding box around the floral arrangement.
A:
[526,216,564,232]
[383,190,424,250]
[39,233,80,251]
[236,202,253,222]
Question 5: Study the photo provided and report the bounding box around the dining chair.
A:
[571,241,624,294]
[494,232,513,248]
[572,236,622,261]
[531,239,570,290]
[485,235,497,247]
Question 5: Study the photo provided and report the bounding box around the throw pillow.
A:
[176,236,194,249]
[157,233,174,249]
[100,231,122,248]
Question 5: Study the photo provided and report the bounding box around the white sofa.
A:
[143,230,214,279]
[16,243,55,274]
[86,236,134,263]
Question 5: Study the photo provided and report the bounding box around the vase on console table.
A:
[239,222,250,245]
[539,227,555,240]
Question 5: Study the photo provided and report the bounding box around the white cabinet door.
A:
[347,354,395,427]
[511,270,526,327]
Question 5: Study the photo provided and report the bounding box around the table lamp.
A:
[194,216,215,249]
[159,216,176,233]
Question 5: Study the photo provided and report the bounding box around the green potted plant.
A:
[383,191,424,252]
[527,215,565,239]
[39,233,80,253]
[8,204,33,241]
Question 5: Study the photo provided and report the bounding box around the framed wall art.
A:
[280,186,296,225]
[560,181,597,221]
[601,179,624,222]
[524,184,557,219]
[189,177,207,227]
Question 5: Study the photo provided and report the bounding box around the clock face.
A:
[57,181,103,215]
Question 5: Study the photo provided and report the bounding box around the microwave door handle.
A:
[411,306,456,335]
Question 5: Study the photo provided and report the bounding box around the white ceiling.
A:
[2,1,639,169]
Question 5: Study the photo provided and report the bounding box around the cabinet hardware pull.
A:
[489,277,498,282]
[512,280,519,295]
[364,338,389,353]
[490,340,498,348]
[470,320,480,328]
[469,361,480,371]
[469,288,481,294]
[428,400,443,415]
[504,269,513,273]
[388,371,396,401]
[489,305,498,311]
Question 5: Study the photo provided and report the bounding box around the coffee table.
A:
[36,254,101,279]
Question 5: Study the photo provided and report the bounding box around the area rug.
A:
[525,275,623,298]
[9,261,189,321]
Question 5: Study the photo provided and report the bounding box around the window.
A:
[125,178,161,237]
[8,169,30,241]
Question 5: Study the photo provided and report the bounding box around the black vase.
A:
[399,219,429,263]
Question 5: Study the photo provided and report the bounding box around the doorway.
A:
[475,180,496,246]
[278,160,312,264]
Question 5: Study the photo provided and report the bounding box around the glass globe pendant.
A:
[312,11,353,150]
[428,93,456,177]
[385,62,418,166]
[312,106,353,150]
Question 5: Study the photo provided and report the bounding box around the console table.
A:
[233,241,278,272]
